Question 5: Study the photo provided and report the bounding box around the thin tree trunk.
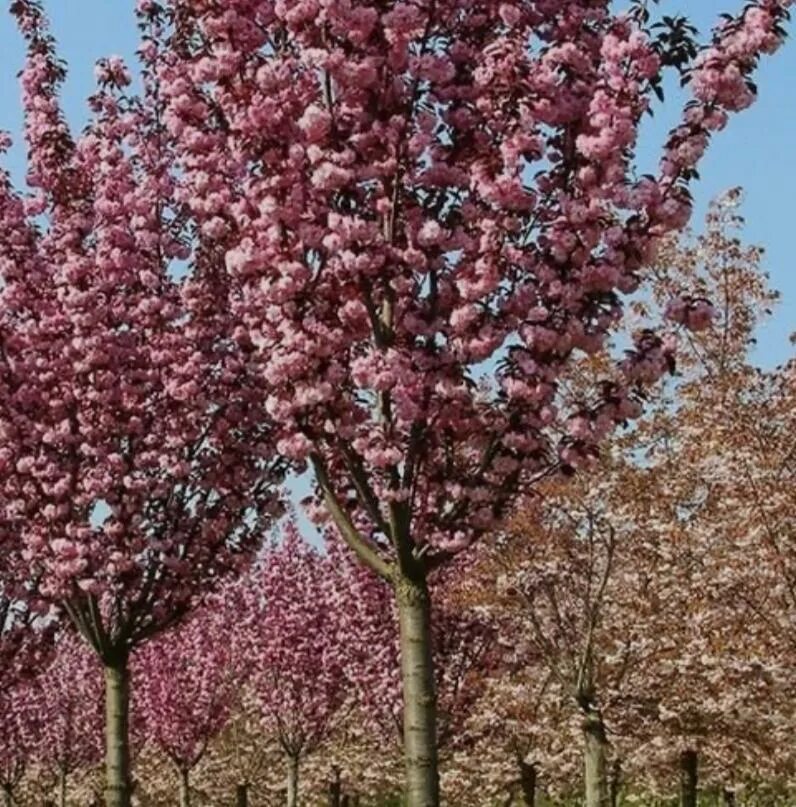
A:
[286,754,300,807]
[609,759,621,807]
[679,749,698,807]
[723,788,736,807]
[179,767,191,807]
[396,573,439,807]
[328,766,342,807]
[236,784,249,807]
[583,710,610,807]
[517,758,536,807]
[58,764,68,807]
[104,658,132,807]
[1,786,12,807]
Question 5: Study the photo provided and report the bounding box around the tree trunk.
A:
[679,749,698,807]
[583,710,610,807]
[517,758,536,807]
[609,759,621,807]
[236,784,249,807]
[179,768,191,807]
[286,754,300,807]
[58,764,67,807]
[396,573,440,807]
[1,785,12,807]
[104,658,132,807]
[328,767,342,807]
[723,788,736,807]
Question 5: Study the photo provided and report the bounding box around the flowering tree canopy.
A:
[135,598,242,807]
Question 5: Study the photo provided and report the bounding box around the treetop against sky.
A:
[0,0,793,365]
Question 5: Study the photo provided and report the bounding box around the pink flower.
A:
[298,104,332,144]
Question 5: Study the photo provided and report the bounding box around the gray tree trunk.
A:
[723,789,736,807]
[396,573,440,807]
[104,659,132,807]
[328,767,342,807]
[583,710,610,807]
[286,754,300,807]
[679,749,698,807]
[236,784,249,807]
[179,768,191,807]
[2,785,12,807]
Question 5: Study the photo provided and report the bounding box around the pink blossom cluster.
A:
[665,297,718,332]
[135,598,242,772]
[132,0,792,563]
[663,1,792,181]
[0,0,284,654]
[691,3,789,111]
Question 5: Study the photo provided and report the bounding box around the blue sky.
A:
[0,1,793,365]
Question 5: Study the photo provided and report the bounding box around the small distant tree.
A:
[36,634,104,807]
[242,527,350,807]
[135,598,242,807]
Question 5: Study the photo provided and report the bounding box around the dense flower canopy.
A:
[0,0,285,659]
[141,0,794,570]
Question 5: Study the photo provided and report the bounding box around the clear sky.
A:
[0,1,794,365]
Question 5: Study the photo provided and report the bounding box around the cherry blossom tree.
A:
[0,4,285,805]
[34,633,104,807]
[624,197,796,807]
[0,675,42,807]
[242,526,349,807]
[134,596,242,807]
[462,194,795,806]
[147,2,793,803]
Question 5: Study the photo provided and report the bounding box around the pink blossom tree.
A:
[243,526,349,807]
[0,4,285,805]
[34,633,104,807]
[152,0,793,802]
[0,675,43,807]
[134,595,243,807]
